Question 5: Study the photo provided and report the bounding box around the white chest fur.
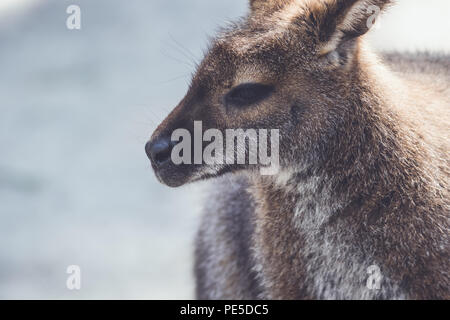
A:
[268,171,407,299]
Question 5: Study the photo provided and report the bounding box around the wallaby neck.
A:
[251,66,406,220]
[244,61,417,299]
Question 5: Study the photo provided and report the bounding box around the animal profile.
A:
[146,0,449,299]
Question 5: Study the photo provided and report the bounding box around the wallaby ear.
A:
[313,0,393,56]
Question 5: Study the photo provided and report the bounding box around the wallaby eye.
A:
[224,83,274,107]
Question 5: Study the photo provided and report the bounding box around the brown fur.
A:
[147,0,449,299]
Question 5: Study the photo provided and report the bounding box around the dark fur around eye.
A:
[224,83,274,107]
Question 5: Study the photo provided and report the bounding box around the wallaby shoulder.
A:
[381,51,450,79]
[373,51,450,171]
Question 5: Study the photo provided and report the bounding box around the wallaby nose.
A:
[145,137,173,166]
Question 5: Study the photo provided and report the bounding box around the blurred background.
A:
[0,0,448,299]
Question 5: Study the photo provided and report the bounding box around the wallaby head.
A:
[146,0,393,187]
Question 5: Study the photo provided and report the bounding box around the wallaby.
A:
[146,0,449,299]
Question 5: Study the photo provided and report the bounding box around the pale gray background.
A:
[0,0,448,299]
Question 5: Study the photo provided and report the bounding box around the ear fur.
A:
[249,0,287,14]
[248,0,393,67]
[313,0,393,55]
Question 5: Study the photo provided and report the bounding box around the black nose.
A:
[145,137,174,166]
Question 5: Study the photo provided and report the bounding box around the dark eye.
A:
[224,83,274,107]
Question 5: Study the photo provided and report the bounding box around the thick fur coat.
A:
[146,0,449,299]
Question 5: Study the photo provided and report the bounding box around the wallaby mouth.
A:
[145,139,233,188]
[146,118,282,186]
[145,136,191,187]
